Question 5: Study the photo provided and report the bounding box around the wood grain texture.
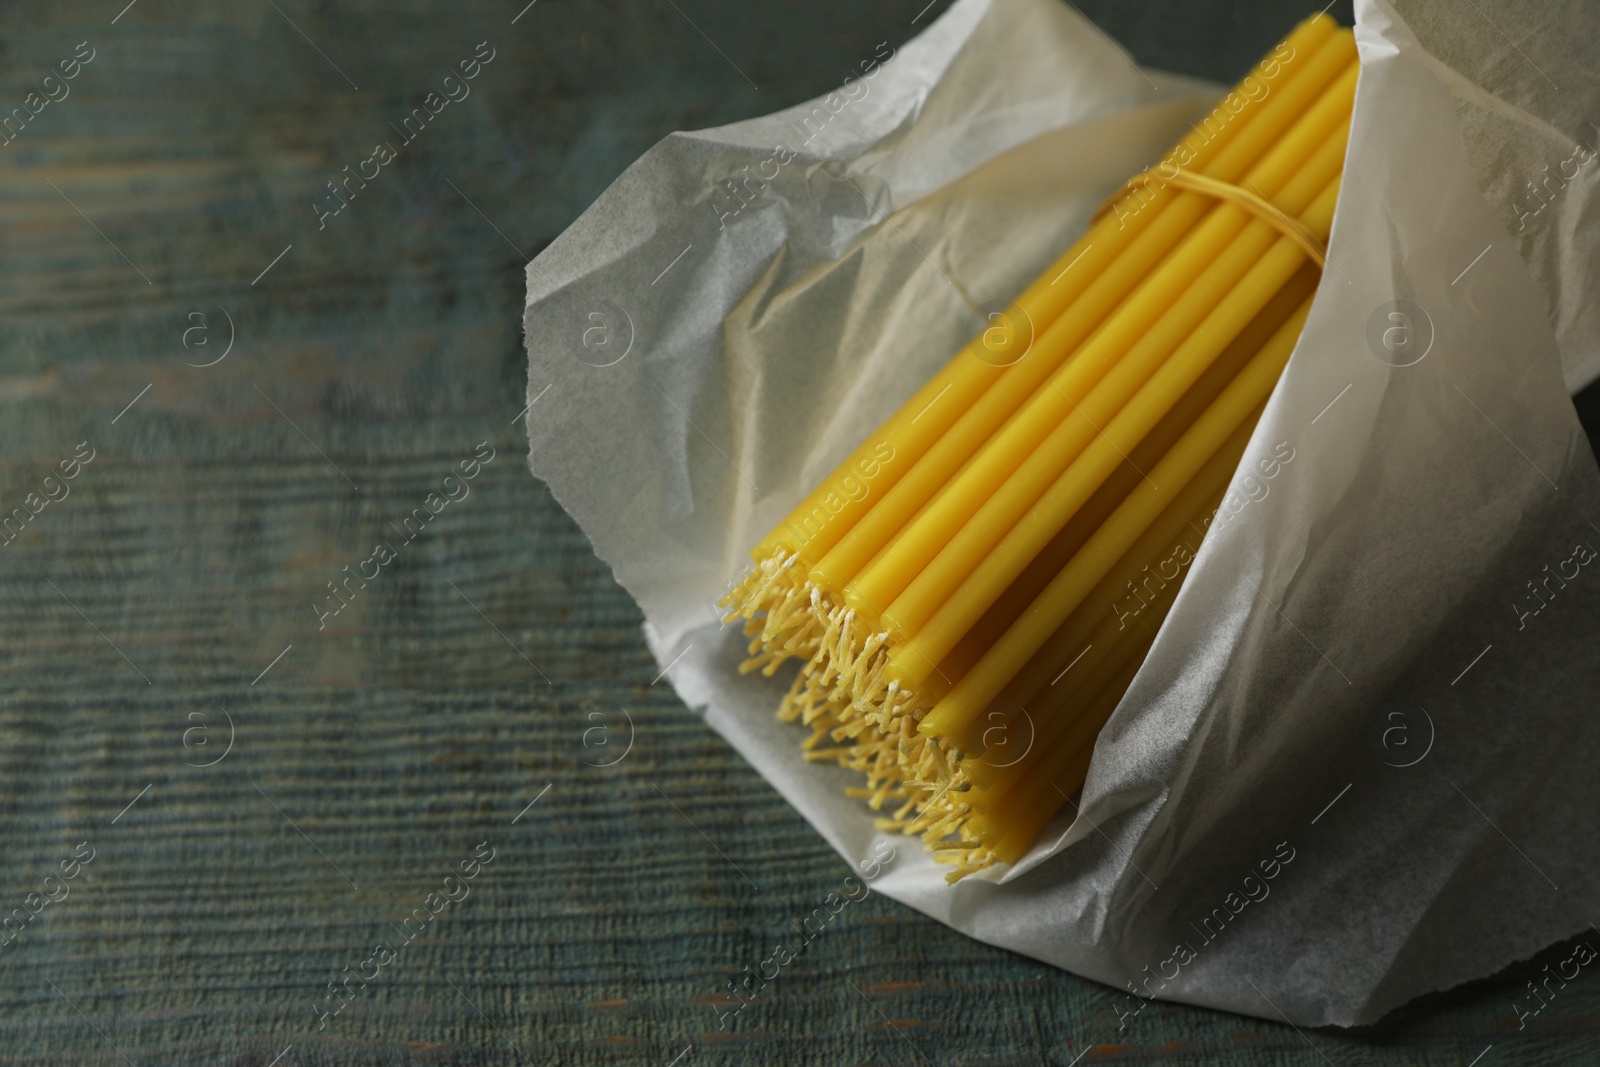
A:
[1,0,1597,1063]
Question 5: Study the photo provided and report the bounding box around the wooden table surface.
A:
[2,0,1597,1063]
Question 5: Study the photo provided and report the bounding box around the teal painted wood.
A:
[1,0,1596,1063]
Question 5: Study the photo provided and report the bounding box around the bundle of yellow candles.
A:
[722,14,1357,882]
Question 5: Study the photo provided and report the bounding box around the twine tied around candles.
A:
[1094,169,1329,268]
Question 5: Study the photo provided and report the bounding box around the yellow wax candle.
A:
[806,37,1356,600]
[963,610,1167,796]
[986,484,1227,729]
[882,136,1347,684]
[750,17,1342,568]
[928,291,1317,728]
[956,405,1266,788]
[940,469,1235,758]
[843,65,1357,626]
[917,434,1156,710]
[1190,24,1354,184]
[917,259,1314,721]
[961,509,1204,795]
[732,22,1364,872]
[938,263,1315,740]
[967,650,1147,857]
[976,625,1157,815]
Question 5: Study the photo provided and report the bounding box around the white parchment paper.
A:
[523,0,1600,1026]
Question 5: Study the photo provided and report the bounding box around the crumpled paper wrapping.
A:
[522,0,1600,1026]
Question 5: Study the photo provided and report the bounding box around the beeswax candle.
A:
[722,19,1357,878]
